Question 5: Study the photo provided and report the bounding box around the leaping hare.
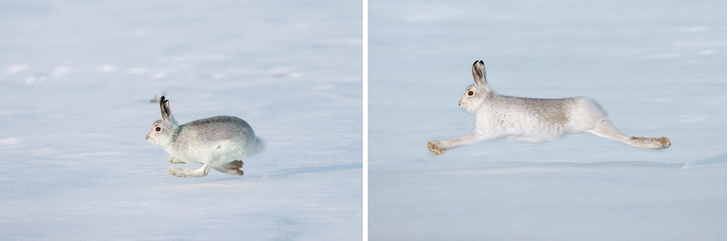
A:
[146,96,264,177]
[427,60,671,155]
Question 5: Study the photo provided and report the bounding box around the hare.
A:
[427,60,671,155]
[146,96,264,177]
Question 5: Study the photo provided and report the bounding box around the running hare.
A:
[146,96,264,177]
[427,60,670,155]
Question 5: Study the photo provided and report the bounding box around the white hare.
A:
[146,96,264,177]
[427,60,671,155]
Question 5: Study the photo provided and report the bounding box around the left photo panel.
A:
[0,1,362,240]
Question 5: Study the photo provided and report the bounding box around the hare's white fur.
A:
[427,60,670,155]
[146,96,263,177]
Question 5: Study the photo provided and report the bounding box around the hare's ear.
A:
[471,60,486,86]
[160,96,171,121]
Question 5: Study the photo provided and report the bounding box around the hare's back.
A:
[501,96,571,122]
[183,116,256,143]
[507,96,607,130]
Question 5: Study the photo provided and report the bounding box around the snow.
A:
[369,0,726,240]
[0,0,362,240]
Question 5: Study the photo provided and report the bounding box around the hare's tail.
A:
[251,137,265,155]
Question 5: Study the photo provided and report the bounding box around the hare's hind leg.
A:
[212,160,244,176]
[586,120,631,144]
[587,120,671,150]
[168,163,210,178]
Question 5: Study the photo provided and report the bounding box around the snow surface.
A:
[0,1,362,240]
[369,0,726,240]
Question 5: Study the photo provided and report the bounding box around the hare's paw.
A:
[630,136,671,150]
[649,137,671,149]
[225,160,244,175]
[168,166,210,178]
[657,137,671,148]
[212,160,244,176]
[226,160,244,169]
[427,140,446,155]
[226,168,244,175]
[168,156,186,164]
[168,166,185,177]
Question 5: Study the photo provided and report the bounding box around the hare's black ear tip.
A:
[473,60,480,65]
[479,60,484,64]
[160,95,166,103]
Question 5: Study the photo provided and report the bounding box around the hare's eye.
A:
[467,91,474,96]
[155,127,161,132]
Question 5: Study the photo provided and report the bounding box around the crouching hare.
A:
[428,60,671,155]
[146,96,264,177]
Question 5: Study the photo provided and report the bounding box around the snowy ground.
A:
[0,1,362,240]
[369,0,726,240]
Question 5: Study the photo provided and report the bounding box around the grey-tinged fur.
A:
[428,59,671,155]
[146,96,263,177]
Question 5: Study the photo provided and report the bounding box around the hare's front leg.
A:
[168,156,186,164]
[168,163,210,178]
[428,133,483,155]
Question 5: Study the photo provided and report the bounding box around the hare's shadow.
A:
[268,163,363,177]
[260,163,362,178]
[173,163,361,184]
[208,163,360,180]
[438,152,726,172]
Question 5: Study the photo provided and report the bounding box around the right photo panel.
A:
[368,0,726,240]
